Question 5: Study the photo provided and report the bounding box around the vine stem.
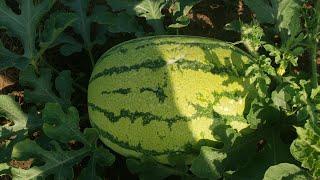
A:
[309,0,320,133]
[87,48,95,69]
[311,0,320,88]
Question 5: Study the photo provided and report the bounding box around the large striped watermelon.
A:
[88,36,254,164]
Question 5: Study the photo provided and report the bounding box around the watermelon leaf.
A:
[0,0,75,69]
[168,0,201,29]
[60,0,111,65]
[0,131,26,170]
[134,0,166,34]
[39,12,77,56]
[4,103,115,179]
[0,0,55,59]
[105,0,137,13]
[106,0,166,34]
[263,163,311,180]
[42,103,83,143]
[79,145,115,180]
[0,42,29,71]
[209,118,296,179]
[243,0,277,24]
[52,34,83,56]
[0,163,10,176]
[61,0,96,49]
[0,95,28,140]
[43,104,115,179]
[19,66,74,108]
[190,146,227,179]
[276,0,302,39]
[107,13,142,34]
[92,8,142,34]
[127,157,189,180]
[290,120,320,178]
[9,139,83,179]
[243,0,302,39]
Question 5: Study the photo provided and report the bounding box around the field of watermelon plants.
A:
[0,0,320,179]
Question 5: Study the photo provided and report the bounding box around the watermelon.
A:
[88,36,254,164]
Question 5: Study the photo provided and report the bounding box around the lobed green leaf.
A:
[290,120,320,178]
[0,95,27,140]
[19,66,73,108]
[263,163,311,180]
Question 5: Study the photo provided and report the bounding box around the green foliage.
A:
[0,42,28,71]
[271,78,308,116]
[243,0,305,76]
[0,95,27,140]
[190,146,226,179]
[240,21,265,53]
[245,54,276,98]
[106,0,166,35]
[39,12,77,56]
[243,0,302,37]
[0,0,55,60]
[135,0,166,34]
[19,66,74,108]
[0,0,76,69]
[290,120,320,178]
[127,157,188,180]
[106,0,200,34]
[60,0,105,62]
[168,0,200,29]
[96,10,142,34]
[204,118,297,179]
[1,103,115,179]
[60,0,143,65]
[263,163,311,180]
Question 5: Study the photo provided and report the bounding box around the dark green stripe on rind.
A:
[90,58,166,83]
[140,86,167,103]
[101,88,131,95]
[90,58,244,84]
[94,35,253,68]
[211,91,245,104]
[88,103,190,127]
[91,122,193,156]
[175,59,244,76]
[135,41,231,51]
[133,41,249,59]
[190,101,247,122]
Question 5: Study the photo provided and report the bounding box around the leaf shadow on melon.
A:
[87,36,254,171]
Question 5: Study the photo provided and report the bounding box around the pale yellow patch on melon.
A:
[229,120,250,132]
[169,68,245,117]
[211,48,232,65]
[188,117,215,141]
[212,97,245,116]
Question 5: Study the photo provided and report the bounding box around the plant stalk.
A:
[311,0,320,88]
[309,0,320,132]
[311,42,318,88]
[87,48,95,68]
